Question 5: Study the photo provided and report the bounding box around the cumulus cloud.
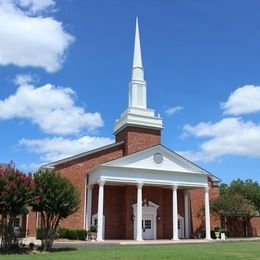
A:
[180,117,260,162]
[0,0,74,72]
[0,75,103,135]
[221,85,260,115]
[19,136,114,163]
[165,106,183,116]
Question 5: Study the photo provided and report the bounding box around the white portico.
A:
[86,145,216,241]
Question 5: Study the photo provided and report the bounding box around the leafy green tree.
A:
[30,169,80,251]
[0,163,34,251]
[220,179,260,212]
[211,193,257,236]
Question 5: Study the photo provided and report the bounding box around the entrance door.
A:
[142,215,153,240]
[178,216,184,238]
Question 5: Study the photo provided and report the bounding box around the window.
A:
[144,220,151,229]
[178,220,180,230]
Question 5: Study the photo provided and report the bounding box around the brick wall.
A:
[250,217,260,237]
[56,143,125,230]
[190,182,221,234]
[115,126,161,155]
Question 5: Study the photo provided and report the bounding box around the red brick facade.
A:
[27,126,221,238]
[115,126,161,155]
[190,182,221,232]
[26,125,260,239]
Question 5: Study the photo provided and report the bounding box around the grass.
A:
[1,242,260,259]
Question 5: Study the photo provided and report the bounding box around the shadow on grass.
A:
[0,247,77,255]
[49,247,78,253]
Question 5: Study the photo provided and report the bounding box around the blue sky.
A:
[0,0,260,183]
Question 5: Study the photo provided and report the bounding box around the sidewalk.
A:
[52,237,260,247]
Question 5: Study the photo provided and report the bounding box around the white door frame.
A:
[132,201,159,240]
[178,214,184,238]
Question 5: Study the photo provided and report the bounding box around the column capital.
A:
[98,180,106,186]
[137,182,143,189]
[172,185,178,191]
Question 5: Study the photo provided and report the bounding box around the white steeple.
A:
[129,17,147,109]
[132,17,143,80]
[114,18,163,134]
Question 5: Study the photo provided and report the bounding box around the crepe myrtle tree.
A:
[30,169,80,251]
[0,162,34,251]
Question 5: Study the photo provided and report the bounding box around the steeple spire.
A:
[114,18,163,135]
[132,17,144,81]
[129,17,146,108]
[133,17,142,69]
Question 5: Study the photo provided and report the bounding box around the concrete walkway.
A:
[52,237,260,248]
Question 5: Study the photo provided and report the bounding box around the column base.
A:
[172,238,180,241]
[205,237,212,240]
[96,238,104,242]
[136,237,143,241]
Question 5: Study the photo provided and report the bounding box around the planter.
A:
[89,232,97,240]
[214,232,220,240]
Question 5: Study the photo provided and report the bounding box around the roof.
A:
[41,141,125,168]
[42,141,221,186]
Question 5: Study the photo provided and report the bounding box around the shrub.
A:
[89,225,98,233]
[37,227,87,240]
[58,227,87,240]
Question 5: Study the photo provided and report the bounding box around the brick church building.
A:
[26,18,224,241]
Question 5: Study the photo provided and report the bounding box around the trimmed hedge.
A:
[37,227,87,240]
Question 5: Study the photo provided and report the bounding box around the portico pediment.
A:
[102,145,208,176]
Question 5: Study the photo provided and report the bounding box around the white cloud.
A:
[0,76,104,135]
[221,85,260,115]
[165,106,183,116]
[13,73,34,85]
[19,136,114,163]
[0,0,74,72]
[20,162,44,171]
[180,117,260,162]
[16,0,55,14]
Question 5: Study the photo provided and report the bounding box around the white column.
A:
[204,186,212,240]
[184,190,190,239]
[97,180,105,241]
[86,185,93,231]
[172,185,179,240]
[136,182,143,241]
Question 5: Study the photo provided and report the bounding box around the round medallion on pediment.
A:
[153,153,164,164]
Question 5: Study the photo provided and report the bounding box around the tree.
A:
[220,179,260,212]
[30,169,80,251]
[211,193,256,236]
[0,163,34,251]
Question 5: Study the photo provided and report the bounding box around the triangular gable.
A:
[102,145,210,176]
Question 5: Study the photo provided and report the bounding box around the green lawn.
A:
[1,242,260,259]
